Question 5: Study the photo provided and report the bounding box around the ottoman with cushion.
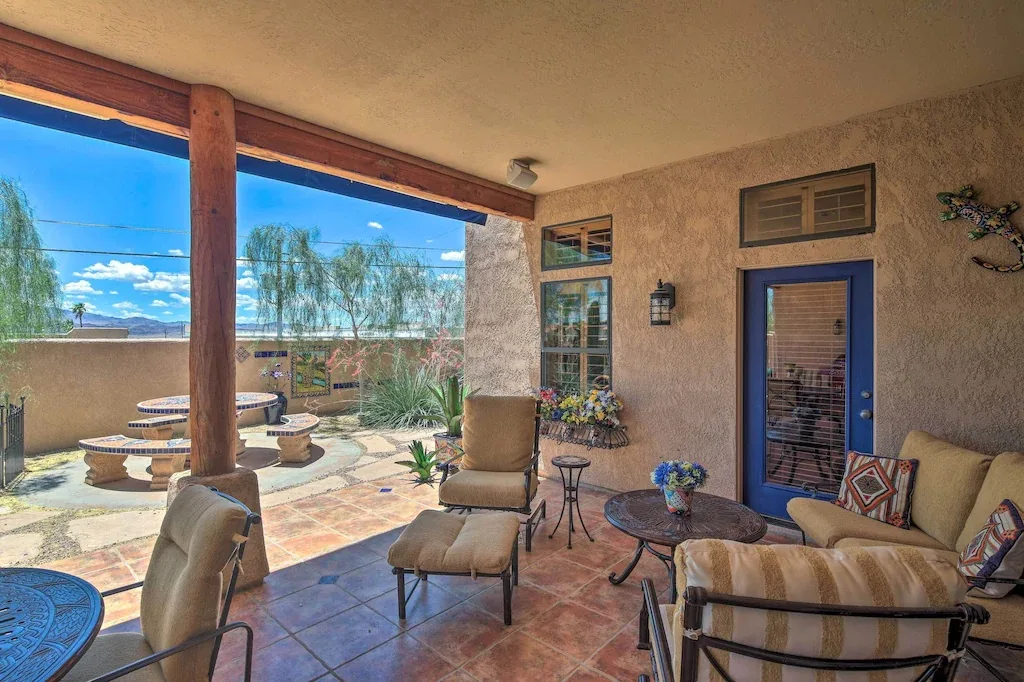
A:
[387,510,520,625]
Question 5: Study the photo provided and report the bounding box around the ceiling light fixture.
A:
[506,159,538,190]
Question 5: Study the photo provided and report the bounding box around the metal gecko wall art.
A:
[937,185,1023,273]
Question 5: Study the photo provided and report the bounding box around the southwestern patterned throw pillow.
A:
[959,499,1024,598]
[834,451,918,529]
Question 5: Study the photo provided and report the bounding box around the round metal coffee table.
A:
[604,489,767,601]
[0,567,104,681]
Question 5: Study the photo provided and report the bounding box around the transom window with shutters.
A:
[541,277,611,393]
[740,165,875,247]
[541,216,612,270]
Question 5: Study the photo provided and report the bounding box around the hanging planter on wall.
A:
[540,420,629,450]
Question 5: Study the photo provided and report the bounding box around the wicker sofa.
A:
[787,431,1023,654]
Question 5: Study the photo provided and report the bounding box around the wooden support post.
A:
[189,84,237,477]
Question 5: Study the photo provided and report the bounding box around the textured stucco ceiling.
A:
[2,1,1023,194]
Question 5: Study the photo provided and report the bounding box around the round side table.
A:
[548,455,594,549]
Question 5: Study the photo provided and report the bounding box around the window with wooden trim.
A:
[740,165,874,247]
[541,277,611,393]
[541,216,612,270]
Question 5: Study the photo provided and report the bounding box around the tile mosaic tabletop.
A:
[136,392,279,414]
[78,435,192,455]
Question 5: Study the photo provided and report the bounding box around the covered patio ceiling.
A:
[1,1,1023,195]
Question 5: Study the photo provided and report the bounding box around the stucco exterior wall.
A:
[5,339,439,455]
[466,76,1024,498]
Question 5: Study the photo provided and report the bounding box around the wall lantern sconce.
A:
[650,279,676,326]
[832,318,844,336]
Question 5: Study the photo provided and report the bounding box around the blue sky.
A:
[0,116,466,323]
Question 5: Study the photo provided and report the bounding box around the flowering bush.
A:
[534,387,624,426]
[651,460,709,490]
[260,363,292,392]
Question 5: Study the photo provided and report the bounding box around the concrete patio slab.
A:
[349,454,408,482]
[355,435,393,454]
[0,510,59,534]
[68,509,165,552]
[0,533,45,564]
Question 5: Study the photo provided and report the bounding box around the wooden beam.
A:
[189,84,237,477]
[235,103,534,221]
[0,23,535,220]
[0,24,189,137]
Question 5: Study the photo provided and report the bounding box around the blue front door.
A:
[742,261,874,520]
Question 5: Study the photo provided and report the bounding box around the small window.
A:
[541,277,611,393]
[740,165,874,247]
[542,216,612,270]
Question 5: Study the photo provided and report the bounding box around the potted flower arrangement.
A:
[260,362,291,424]
[535,387,628,449]
[427,375,476,464]
[651,459,709,515]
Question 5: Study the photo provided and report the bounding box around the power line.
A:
[35,218,464,253]
[4,246,466,269]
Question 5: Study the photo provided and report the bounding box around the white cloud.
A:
[112,301,141,313]
[151,300,170,307]
[108,290,119,295]
[237,293,259,312]
[236,315,258,323]
[425,239,433,244]
[236,258,250,268]
[75,260,153,282]
[169,293,190,306]
[437,273,463,281]
[367,221,383,229]
[64,280,103,295]
[162,311,172,315]
[134,272,190,292]
[440,250,465,262]
[168,249,185,256]
[236,277,257,290]
[242,269,254,277]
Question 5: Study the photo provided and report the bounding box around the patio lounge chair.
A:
[437,396,546,550]
[638,539,989,682]
[64,485,261,682]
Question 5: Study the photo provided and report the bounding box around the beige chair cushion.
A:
[834,537,1024,647]
[387,509,520,575]
[673,539,965,681]
[439,469,538,510]
[957,452,1024,552]
[461,395,536,472]
[897,431,992,550]
[63,633,163,682]
[787,497,948,550]
[142,485,248,681]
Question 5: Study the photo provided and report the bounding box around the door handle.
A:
[860,390,872,399]
[859,409,873,420]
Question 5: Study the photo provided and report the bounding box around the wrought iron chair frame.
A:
[89,487,261,682]
[960,574,1024,682]
[637,579,989,682]
[437,400,547,551]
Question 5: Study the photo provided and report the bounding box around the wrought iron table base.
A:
[608,538,678,602]
[548,463,594,549]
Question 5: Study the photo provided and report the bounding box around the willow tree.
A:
[325,237,427,340]
[243,224,328,340]
[0,178,65,393]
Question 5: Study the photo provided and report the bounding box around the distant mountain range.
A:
[64,310,188,337]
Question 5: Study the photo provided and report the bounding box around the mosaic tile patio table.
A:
[137,392,279,456]
[0,568,103,681]
[604,489,767,602]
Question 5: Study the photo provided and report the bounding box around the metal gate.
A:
[1,396,25,489]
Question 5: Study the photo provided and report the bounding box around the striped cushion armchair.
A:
[639,540,989,682]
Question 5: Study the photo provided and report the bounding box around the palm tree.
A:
[71,302,87,328]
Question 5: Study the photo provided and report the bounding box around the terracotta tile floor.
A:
[42,476,1011,681]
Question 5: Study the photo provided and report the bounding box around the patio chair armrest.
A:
[961,574,1024,587]
[522,451,541,497]
[438,456,462,484]
[101,581,145,598]
[87,620,253,682]
[640,577,675,682]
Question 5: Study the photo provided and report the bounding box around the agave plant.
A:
[396,440,438,485]
[427,374,476,437]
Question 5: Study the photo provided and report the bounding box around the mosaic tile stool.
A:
[78,435,191,491]
[387,509,520,625]
[267,413,320,463]
[127,414,187,440]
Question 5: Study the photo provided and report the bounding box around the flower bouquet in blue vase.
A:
[651,459,709,515]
